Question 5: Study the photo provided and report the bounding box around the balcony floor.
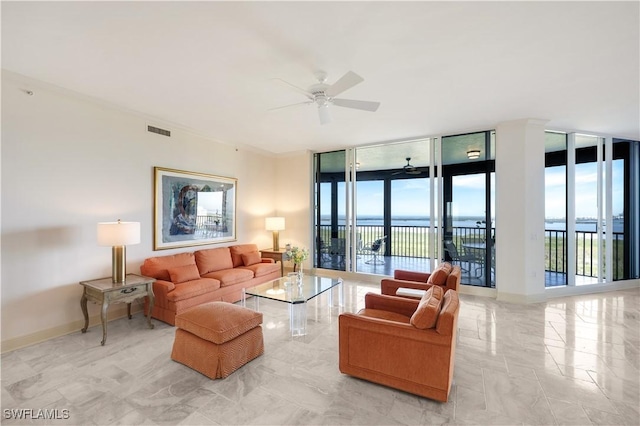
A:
[319,254,581,288]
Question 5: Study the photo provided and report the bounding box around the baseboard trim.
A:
[544,278,639,299]
[1,304,145,354]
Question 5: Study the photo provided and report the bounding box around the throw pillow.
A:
[241,251,262,266]
[167,264,201,284]
[410,285,444,329]
[427,262,452,286]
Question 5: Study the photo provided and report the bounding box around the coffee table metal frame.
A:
[242,273,343,336]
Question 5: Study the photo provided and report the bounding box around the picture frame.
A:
[154,167,237,250]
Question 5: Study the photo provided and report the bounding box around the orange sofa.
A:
[141,244,280,325]
[380,262,461,298]
[339,288,460,402]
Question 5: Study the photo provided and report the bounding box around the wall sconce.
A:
[97,220,141,283]
[265,217,285,251]
[467,149,481,160]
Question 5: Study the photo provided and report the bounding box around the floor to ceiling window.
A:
[314,150,347,272]
[314,128,637,290]
[544,132,638,287]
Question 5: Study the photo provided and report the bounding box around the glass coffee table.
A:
[242,273,343,336]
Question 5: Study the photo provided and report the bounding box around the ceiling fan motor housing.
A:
[310,83,330,106]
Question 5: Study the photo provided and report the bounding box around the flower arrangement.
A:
[286,246,309,266]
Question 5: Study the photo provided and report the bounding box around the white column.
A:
[495,119,548,302]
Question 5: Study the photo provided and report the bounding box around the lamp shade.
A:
[97,221,141,246]
[265,217,285,231]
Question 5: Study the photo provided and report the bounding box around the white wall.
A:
[1,72,281,349]
[495,119,547,303]
[273,153,314,268]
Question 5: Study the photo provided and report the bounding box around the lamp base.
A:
[272,231,280,251]
[112,246,126,284]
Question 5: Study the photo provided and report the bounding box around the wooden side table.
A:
[259,248,288,277]
[80,274,155,346]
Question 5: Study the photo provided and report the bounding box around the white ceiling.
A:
[2,1,638,156]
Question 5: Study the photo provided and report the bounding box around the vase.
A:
[295,263,303,281]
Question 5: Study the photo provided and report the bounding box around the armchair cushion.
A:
[410,285,444,329]
[426,262,452,286]
[394,269,429,282]
[358,308,412,324]
[168,264,201,284]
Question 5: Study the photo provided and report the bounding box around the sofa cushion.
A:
[202,268,254,286]
[140,252,196,281]
[195,247,233,275]
[410,285,444,329]
[230,244,259,268]
[241,251,262,266]
[239,262,280,278]
[427,262,452,286]
[166,278,221,303]
[175,302,263,345]
[168,264,201,284]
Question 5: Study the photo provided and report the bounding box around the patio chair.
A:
[362,235,387,265]
[443,240,475,274]
[316,237,332,265]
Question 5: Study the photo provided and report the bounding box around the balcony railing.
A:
[317,224,624,280]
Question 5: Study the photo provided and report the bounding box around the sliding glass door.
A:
[442,131,495,288]
[544,132,638,286]
[314,139,439,276]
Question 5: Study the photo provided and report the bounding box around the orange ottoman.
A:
[171,302,264,379]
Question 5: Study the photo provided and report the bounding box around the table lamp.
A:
[265,217,285,251]
[97,220,141,283]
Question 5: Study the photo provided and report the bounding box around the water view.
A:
[322,216,624,233]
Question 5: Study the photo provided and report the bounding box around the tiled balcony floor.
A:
[321,254,600,289]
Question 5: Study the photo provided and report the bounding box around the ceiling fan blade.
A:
[318,104,331,125]
[325,71,364,98]
[268,101,312,111]
[271,78,314,100]
[332,98,380,112]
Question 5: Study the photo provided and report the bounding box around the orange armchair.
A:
[339,288,460,402]
[381,263,461,299]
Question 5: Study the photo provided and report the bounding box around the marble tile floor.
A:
[1,281,639,426]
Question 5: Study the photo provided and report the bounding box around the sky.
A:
[545,160,624,218]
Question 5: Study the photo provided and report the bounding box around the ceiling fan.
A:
[392,157,422,175]
[271,71,380,125]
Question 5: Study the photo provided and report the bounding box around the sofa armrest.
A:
[260,258,275,264]
[381,278,435,297]
[394,269,430,282]
[151,279,176,307]
[364,292,419,318]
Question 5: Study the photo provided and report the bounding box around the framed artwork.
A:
[154,167,237,250]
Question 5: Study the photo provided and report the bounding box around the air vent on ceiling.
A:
[147,125,171,137]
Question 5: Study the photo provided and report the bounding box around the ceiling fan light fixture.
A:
[318,104,331,125]
[467,149,481,160]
